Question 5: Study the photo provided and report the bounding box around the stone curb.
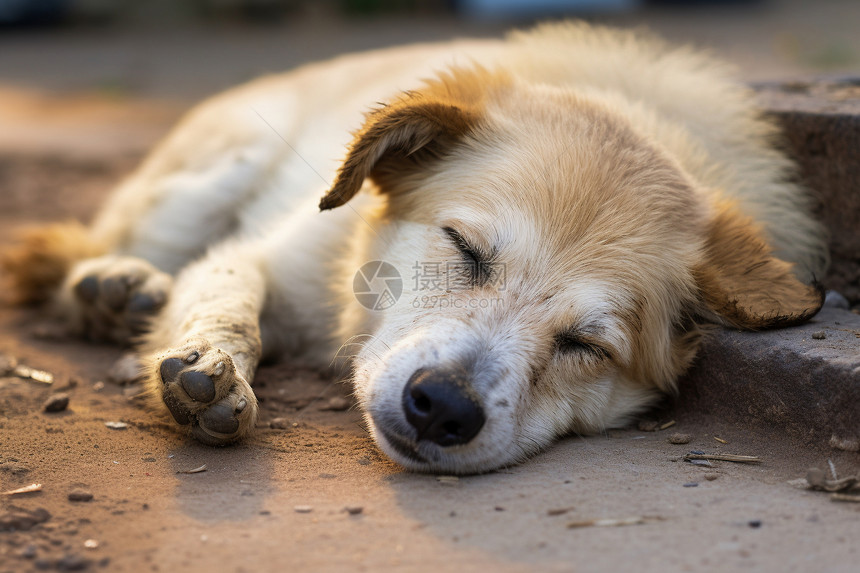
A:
[685,80,860,450]
[678,306,860,450]
[755,78,860,303]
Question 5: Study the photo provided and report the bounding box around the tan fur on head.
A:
[696,198,824,329]
[1,221,105,304]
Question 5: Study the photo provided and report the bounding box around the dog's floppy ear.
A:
[319,100,477,210]
[695,200,824,330]
[319,68,499,210]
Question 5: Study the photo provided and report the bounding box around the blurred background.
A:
[0,0,858,158]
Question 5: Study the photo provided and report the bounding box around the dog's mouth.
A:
[377,427,427,463]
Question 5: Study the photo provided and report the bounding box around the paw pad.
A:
[66,256,172,343]
[198,402,240,434]
[179,371,216,403]
[155,345,257,446]
[74,275,99,303]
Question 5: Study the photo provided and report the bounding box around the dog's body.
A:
[5,22,827,473]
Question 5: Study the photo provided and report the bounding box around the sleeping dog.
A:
[4,22,826,473]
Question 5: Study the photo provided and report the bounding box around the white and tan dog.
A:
[4,22,826,473]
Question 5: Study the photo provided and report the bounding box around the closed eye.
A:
[442,227,494,286]
[554,330,612,360]
[443,227,484,265]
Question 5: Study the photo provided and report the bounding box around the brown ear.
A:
[318,66,507,211]
[695,200,824,330]
[319,99,477,210]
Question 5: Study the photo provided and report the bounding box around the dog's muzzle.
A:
[401,367,485,447]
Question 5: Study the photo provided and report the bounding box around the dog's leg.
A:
[3,100,283,337]
[139,241,267,445]
[130,180,373,444]
[51,148,276,343]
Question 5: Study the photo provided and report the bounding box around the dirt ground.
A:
[1,106,859,573]
[2,2,860,571]
[1,285,859,572]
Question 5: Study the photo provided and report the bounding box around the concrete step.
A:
[755,78,860,304]
[679,305,860,452]
[684,80,860,451]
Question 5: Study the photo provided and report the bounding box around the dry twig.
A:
[568,516,664,529]
[683,453,761,464]
[2,483,42,495]
[830,493,860,503]
[177,464,207,474]
[806,468,858,493]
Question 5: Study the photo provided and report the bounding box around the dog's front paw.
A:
[65,255,172,343]
[155,340,258,446]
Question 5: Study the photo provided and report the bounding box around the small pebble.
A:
[319,396,350,411]
[0,507,51,530]
[92,381,105,392]
[12,364,54,384]
[56,554,90,571]
[68,489,94,502]
[107,353,141,385]
[683,482,699,488]
[0,353,16,375]
[0,462,30,476]
[748,520,762,528]
[704,473,719,481]
[811,331,826,340]
[269,417,291,430]
[43,393,70,413]
[294,505,313,514]
[829,435,860,452]
[344,506,363,515]
[668,433,692,445]
[824,290,850,310]
[83,539,99,549]
[20,545,37,559]
[637,420,659,432]
[319,473,336,479]
[104,421,128,430]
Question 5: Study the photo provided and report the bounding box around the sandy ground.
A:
[1,98,859,573]
[2,2,860,571]
[2,290,859,572]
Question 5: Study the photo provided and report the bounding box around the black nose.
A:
[402,368,485,447]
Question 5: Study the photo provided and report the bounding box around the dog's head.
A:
[320,68,823,474]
